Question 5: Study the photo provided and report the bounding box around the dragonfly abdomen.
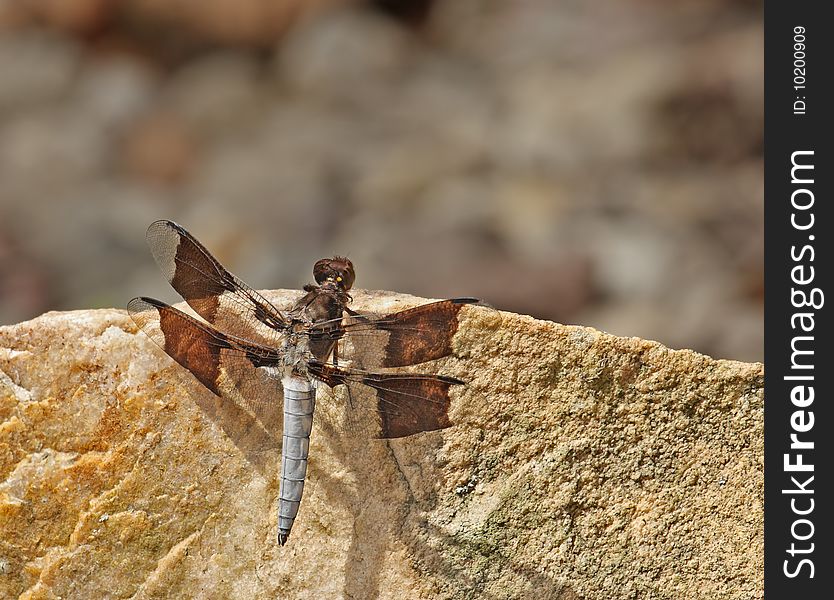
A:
[277,375,315,545]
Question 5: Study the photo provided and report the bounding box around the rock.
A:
[121,111,195,184]
[0,106,109,187]
[0,291,762,599]
[73,56,158,131]
[0,31,80,111]
[163,52,262,136]
[3,0,356,45]
[0,233,49,326]
[277,8,415,98]
[126,0,354,46]
[17,0,116,34]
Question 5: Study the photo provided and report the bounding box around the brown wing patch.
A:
[129,297,224,394]
[167,228,223,324]
[380,300,468,367]
[127,297,284,474]
[309,362,459,439]
[339,298,477,368]
[146,220,287,345]
[363,374,457,438]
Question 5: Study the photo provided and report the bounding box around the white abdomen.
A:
[277,374,315,545]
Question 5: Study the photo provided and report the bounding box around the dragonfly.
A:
[127,220,479,545]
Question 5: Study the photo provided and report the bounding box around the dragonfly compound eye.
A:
[314,256,355,290]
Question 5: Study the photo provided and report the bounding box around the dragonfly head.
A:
[313,256,355,291]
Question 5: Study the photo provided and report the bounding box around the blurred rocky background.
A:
[0,0,762,361]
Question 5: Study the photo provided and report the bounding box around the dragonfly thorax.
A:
[279,330,314,375]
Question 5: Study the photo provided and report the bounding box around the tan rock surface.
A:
[0,291,763,599]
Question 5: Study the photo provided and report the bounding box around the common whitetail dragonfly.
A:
[128,220,478,545]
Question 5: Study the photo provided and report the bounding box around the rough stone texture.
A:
[0,291,763,599]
